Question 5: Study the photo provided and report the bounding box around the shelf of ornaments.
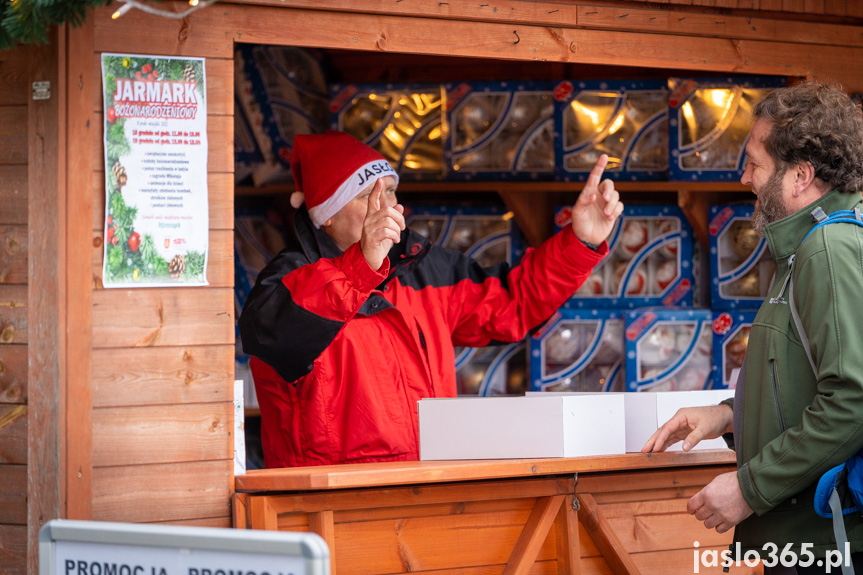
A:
[235,179,751,249]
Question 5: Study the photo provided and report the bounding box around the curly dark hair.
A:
[754,81,863,192]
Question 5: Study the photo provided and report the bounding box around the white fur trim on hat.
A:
[307,159,398,228]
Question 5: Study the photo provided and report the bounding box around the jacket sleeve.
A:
[238,242,388,383]
[739,224,863,515]
[448,225,608,347]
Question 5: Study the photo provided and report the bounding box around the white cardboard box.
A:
[622,389,734,453]
[418,395,626,460]
[527,390,734,453]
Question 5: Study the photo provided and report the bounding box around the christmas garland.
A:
[1,0,111,50]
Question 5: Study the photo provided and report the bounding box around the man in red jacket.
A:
[239,130,623,468]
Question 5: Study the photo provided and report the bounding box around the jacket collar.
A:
[293,206,432,280]
[764,189,863,261]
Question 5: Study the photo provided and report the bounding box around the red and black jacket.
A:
[239,207,607,468]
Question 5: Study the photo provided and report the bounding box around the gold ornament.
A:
[729,269,761,297]
[728,220,760,260]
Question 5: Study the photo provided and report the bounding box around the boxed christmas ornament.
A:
[329,82,444,180]
[455,342,528,397]
[405,204,525,268]
[406,204,528,395]
[233,208,290,409]
[553,79,668,182]
[712,310,755,389]
[443,81,555,180]
[234,92,264,185]
[236,44,329,186]
[668,76,786,181]
[528,307,626,393]
[555,204,696,308]
[624,308,716,391]
[709,203,775,309]
[418,394,626,460]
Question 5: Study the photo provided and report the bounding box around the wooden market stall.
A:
[3,1,863,574]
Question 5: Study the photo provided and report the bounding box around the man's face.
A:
[323,175,398,251]
[741,119,794,235]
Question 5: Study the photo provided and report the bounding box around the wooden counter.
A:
[234,450,757,575]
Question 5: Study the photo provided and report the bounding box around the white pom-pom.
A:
[290,191,305,209]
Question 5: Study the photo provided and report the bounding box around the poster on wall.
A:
[101,53,208,287]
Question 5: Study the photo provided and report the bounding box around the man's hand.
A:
[360,179,405,271]
[570,154,625,246]
[641,404,733,453]
[688,471,753,533]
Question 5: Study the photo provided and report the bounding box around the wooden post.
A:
[27,27,64,575]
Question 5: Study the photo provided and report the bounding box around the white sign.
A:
[101,53,209,287]
[40,520,329,575]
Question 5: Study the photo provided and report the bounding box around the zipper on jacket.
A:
[769,254,795,305]
[770,359,788,432]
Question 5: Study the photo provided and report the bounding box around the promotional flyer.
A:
[101,53,208,287]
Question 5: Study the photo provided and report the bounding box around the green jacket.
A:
[733,189,863,555]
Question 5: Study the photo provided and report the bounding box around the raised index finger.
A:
[366,178,384,216]
[586,154,609,190]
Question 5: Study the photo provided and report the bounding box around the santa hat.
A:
[289,131,399,228]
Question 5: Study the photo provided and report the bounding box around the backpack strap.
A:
[789,207,863,574]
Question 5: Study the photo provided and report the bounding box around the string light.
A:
[110,0,218,20]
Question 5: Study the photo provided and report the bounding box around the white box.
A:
[623,389,734,453]
[418,395,625,460]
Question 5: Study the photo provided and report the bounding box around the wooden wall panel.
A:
[92,229,233,289]
[0,49,28,106]
[0,107,27,165]
[91,288,234,348]
[91,460,232,523]
[91,345,233,407]
[0,166,27,226]
[92,56,233,117]
[0,405,27,464]
[0,285,27,344]
[0,344,27,404]
[0,465,27,524]
[92,171,235,231]
[92,111,233,173]
[0,225,28,285]
[0,524,27,575]
[92,403,232,467]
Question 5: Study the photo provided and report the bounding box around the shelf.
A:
[237,180,749,196]
[235,180,752,248]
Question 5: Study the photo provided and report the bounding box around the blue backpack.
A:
[787,207,863,573]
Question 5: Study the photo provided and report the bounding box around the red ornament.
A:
[128,231,141,252]
[106,107,116,124]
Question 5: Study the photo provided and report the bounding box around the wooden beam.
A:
[230,0,863,49]
[249,495,278,531]
[577,493,643,575]
[503,494,565,575]
[66,18,96,522]
[93,4,863,89]
[27,31,63,575]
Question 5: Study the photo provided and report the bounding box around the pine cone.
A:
[112,161,127,189]
[169,254,186,278]
[183,65,196,83]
